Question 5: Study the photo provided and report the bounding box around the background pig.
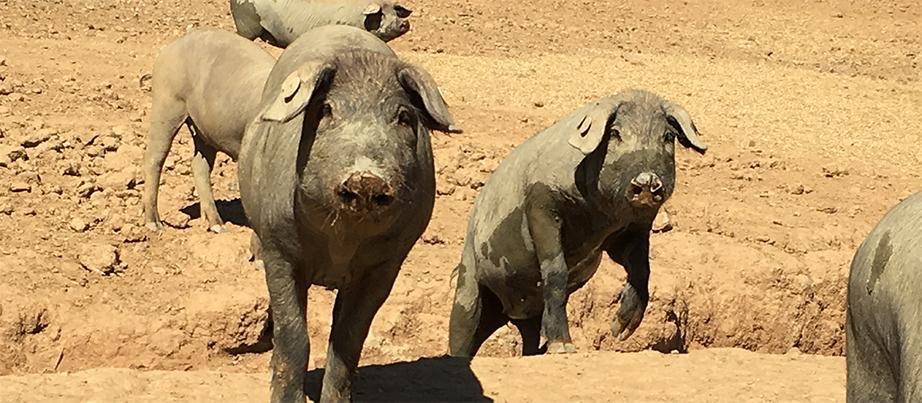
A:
[847,190,922,401]
[142,28,275,233]
[237,25,460,402]
[448,90,707,357]
[230,0,412,48]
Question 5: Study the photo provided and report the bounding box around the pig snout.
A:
[399,20,410,32]
[625,172,665,208]
[336,171,395,212]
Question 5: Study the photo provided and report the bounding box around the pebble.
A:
[652,210,673,233]
[10,182,31,192]
[78,243,122,275]
[21,128,56,148]
[77,182,99,198]
[69,217,88,232]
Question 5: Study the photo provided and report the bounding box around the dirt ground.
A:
[0,0,918,400]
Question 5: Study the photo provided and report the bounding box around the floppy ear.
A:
[362,3,382,15]
[568,100,621,155]
[394,4,412,18]
[663,102,707,153]
[398,64,463,133]
[259,61,336,123]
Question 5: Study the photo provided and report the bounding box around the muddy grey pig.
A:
[847,190,922,401]
[448,90,707,357]
[230,0,411,48]
[238,25,460,402]
[142,28,275,233]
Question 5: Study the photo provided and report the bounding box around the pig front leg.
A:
[320,263,400,402]
[262,246,310,403]
[526,203,575,354]
[604,228,651,340]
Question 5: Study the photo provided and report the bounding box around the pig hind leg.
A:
[449,268,508,357]
[142,94,188,231]
[512,316,543,356]
[188,125,224,233]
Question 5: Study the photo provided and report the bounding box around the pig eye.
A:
[397,108,415,127]
[664,131,677,142]
[609,128,622,141]
[321,102,333,118]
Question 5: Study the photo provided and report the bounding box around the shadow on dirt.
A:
[305,356,492,402]
[180,198,249,227]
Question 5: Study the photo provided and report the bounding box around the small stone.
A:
[62,162,81,176]
[0,204,13,215]
[99,167,138,191]
[422,233,446,245]
[10,182,31,192]
[98,136,120,152]
[58,261,88,286]
[21,128,56,148]
[0,145,27,166]
[78,243,122,275]
[652,210,673,233]
[46,185,64,195]
[84,145,104,158]
[76,182,99,198]
[20,207,36,216]
[69,217,88,232]
[119,223,148,243]
[436,182,456,196]
[111,125,130,137]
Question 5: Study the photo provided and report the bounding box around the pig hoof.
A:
[253,259,265,270]
[208,224,224,234]
[145,221,163,232]
[546,341,577,354]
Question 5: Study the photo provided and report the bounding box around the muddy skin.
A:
[237,26,459,403]
[449,90,707,357]
[847,190,922,402]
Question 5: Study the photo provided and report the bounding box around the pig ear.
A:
[663,102,707,154]
[394,4,412,18]
[568,101,620,155]
[260,62,336,123]
[362,3,382,15]
[398,65,463,134]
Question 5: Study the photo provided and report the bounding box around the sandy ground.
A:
[0,0,919,400]
[0,349,844,402]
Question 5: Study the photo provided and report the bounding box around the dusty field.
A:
[0,349,845,402]
[0,0,919,400]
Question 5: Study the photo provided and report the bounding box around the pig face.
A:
[569,90,707,213]
[362,1,412,42]
[257,49,459,228]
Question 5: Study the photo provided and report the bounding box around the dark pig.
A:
[448,89,707,357]
[847,190,922,401]
[238,25,460,402]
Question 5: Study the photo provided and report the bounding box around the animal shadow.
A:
[305,356,492,402]
[180,198,249,227]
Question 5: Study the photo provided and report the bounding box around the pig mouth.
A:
[625,187,664,209]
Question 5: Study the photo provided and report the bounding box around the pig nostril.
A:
[372,194,394,206]
[337,188,358,204]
